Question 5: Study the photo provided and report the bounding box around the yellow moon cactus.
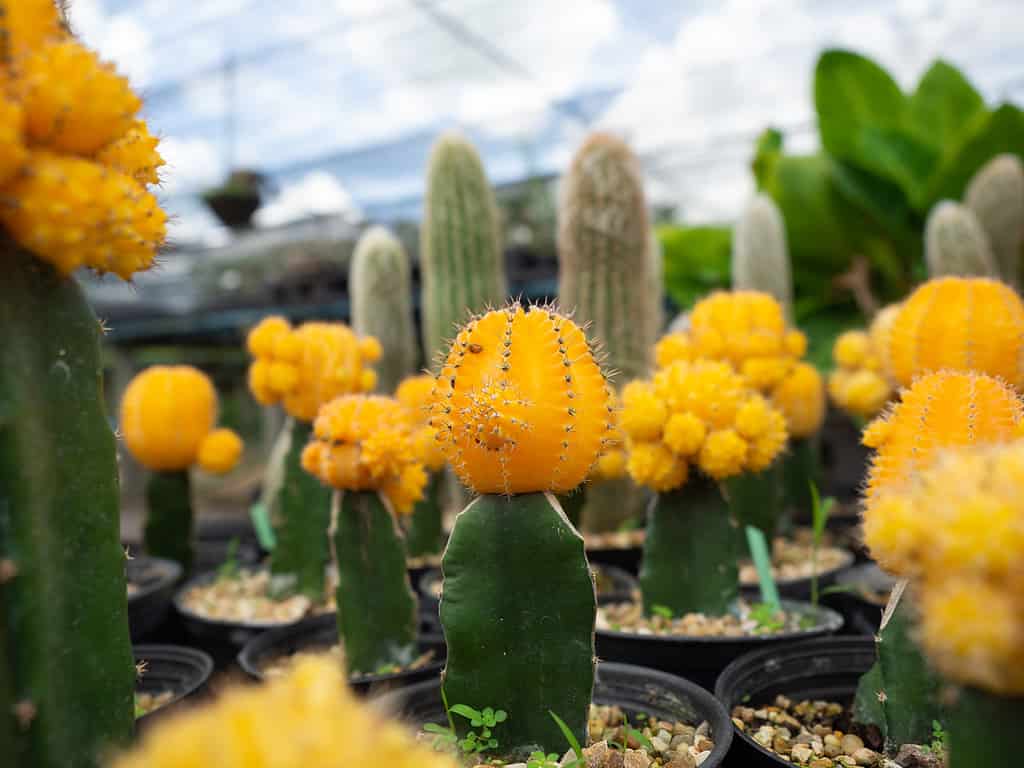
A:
[0,0,167,278]
[862,370,1024,508]
[828,329,893,418]
[428,303,614,495]
[396,373,446,472]
[246,316,380,423]
[621,359,789,489]
[120,366,244,474]
[887,277,1024,389]
[302,394,427,514]
[109,656,459,768]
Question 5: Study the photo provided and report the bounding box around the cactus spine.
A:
[1,246,134,767]
[965,153,1024,288]
[731,194,793,319]
[350,226,418,393]
[924,201,997,279]
[420,133,506,367]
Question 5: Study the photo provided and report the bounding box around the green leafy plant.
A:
[423,695,508,758]
[549,710,586,767]
[527,751,562,768]
[749,602,785,634]
[216,538,241,581]
[650,604,674,620]
[607,712,655,753]
[929,719,949,755]
[808,482,836,606]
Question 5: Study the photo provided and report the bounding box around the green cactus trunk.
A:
[420,134,506,368]
[924,201,997,279]
[350,226,418,393]
[725,462,782,544]
[268,419,331,600]
[853,583,944,750]
[330,490,418,675]
[143,470,193,572]
[404,472,444,559]
[732,194,794,320]
[556,489,586,530]
[441,492,596,756]
[0,247,134,768]
[782,437,820,523]
[639,478,737,616]
[947,687,1023,768]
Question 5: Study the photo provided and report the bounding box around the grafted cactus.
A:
[350,226,418,393]
[924,201,997,279]
[428,304,612,755]
[731,194,793,319]
[965,153,1024,288]
[420,133,506,367]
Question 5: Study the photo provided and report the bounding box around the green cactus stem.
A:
[350,226,418,393]
[639,477,737,616]
[330,490,418,675]
[420,133,506,368]
[143,470,193,572]
[965,154,1024,289]
[732,194,793,320]
[404,471,444,559]
[781,436,821,524]
[269,418,331,600]
[1,245,134,767]
[724,462,782,544]
[947,687,1023,768]
[924,201,997,279]
[853,582,944,751]
[441,492,595,755]
[556,489,585,529]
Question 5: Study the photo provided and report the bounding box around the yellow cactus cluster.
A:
[110,656,459,768]
[654,291,825,438]
[827,329,893,418]
[620,359,789,491]
[867,441,1024,695]
[0,0,166,279]
[247,316,381,423]
[428,303,614,495]
[301,395,426,514]
[120,366,244,474]
[886,277,1024,389]
[395,374,446,473]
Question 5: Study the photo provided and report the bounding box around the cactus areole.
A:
[429,304,613,754]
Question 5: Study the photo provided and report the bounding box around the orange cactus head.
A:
[887,277,1024,389]
[428,303,614,495]
[303,395,426,514]
[862,370,1024,507]
[120,366,243,473]
[246,317,380,422]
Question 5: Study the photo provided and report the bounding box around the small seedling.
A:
[749,602,785,634]
[809,481,836,607]
[651,604,674,620]
[527,751,562,768]
[423,696,507,758]
[549,710,586,767]
[928,719,948,755]
[608,712,654,752]
[217,538,241,581]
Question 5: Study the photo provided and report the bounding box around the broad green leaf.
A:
[907,60,986,149]
[814,49,907,168]
[658,225,731,309]
[828,158,919,242]
[857,126,939,202]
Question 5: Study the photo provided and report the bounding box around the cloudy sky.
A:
[70,0,1023,247]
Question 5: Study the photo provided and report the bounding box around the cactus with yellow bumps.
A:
[110,656,460,768]
[396,374,448,558]
[247,317,380,600]
[0,5,169,765]
[965,154,1024,288]
[120,366,244,572]
[302,394,426,674]
[426,303,610,754]
[621,360,789,615]
[854,370,1024,751]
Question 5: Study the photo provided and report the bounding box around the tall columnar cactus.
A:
[621,361,789,614]
[302,395,425,674]
[247,317,380,600]
[731,194,793,319]
[420,133,506,367]
[885,277,1024,390]
[120,366,244,572]
[428,304,612,755]
[1,4,168,765]
[965,153,1024,288]
[647,229,666,356]
[924,201,997,279]
[853,371,1024,749]
[111,657,460,768]
[350,226,418,393]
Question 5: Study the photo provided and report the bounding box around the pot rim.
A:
[133,643,214,722]
[127,556,183,605]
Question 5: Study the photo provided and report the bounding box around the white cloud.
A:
[67,0,154,86]
[254,171,362,228]
[158,137,224,195]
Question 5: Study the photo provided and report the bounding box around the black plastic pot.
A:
[586,544,643,575]
[596,599,844,691]
[739,548,855,601]
[237,613,446,695]
[127,556,182,641]
[714,637,876,767]
[377,661,732,766]
[133,644,214,732]
[824,563,894,636]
